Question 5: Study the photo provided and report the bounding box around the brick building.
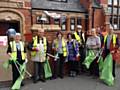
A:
[0,0,120,83]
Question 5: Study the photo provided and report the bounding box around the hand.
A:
[111,51,115,54]
[25,59,28,64]
[7,53,11,58]
[47,56,50,60]
[76,53,80,57]
[32,47,39,51]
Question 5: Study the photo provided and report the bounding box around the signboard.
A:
[0,36,7,46]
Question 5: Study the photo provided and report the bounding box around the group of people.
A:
[5,23,120,89]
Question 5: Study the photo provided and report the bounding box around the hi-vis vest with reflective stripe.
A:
[54,38,67,57]
[74,32,82,44]
[31,36,47,57]
[10,41,26,60]
[104,34,117,47]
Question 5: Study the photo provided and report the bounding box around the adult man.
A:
[99,25,120,86]
[102,25,119,78]
[30,28,48,83]
[73,25,86,74]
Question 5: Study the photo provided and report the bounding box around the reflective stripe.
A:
[113,34,117,47]
[10,41,26,60]
[74,32,81,43]
[104,34,117,47]
[54,38,67,57]
[31,36,38,57]
[31,36,47,57]
[43,37,47,57]
[104,35,107,44]
[33,36,38,47]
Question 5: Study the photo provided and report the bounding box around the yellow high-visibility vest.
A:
[74,32,81,44]
[104,34,117,47]
[54,38,67,57]
[10,41,26,60]
[31,36,38,57]
[31,36,47,57]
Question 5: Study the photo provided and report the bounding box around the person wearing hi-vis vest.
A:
[99,25,120,86]
[101,25,120,78]
[30,28,49,83]
[52,31,67,79]
[73,25,86,74]
[7,33,27,88]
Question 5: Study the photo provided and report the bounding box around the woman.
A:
[84,28,101,76]
[67,33,79,77]
[52,31,67,79]
[7,33,27,89]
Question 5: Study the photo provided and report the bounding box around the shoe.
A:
[59,76,64,79]
[21,83,24,87]
[41,78,46,83]
[33,79,38,83]
[33,80,37,83]
[72,72,76,77]
[69,71,73,77]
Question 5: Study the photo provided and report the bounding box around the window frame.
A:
[108,0,120,30]
[70,17,75,31]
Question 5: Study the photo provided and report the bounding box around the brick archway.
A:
[0,8,25,38]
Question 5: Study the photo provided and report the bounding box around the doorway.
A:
[0,21,20,36]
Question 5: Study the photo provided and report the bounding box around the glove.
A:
[25,58,28,64]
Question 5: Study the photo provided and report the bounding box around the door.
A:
[0,21,20,81]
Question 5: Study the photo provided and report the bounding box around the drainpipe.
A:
[92,7,95,28]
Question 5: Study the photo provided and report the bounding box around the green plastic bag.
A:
[100,53,114,86]
[83,50,95,69]
[98,56,104,74]
[11,62,26,90]
[44,59,52,79]
[3,60,10,70]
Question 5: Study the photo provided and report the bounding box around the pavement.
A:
[1,66,120,90]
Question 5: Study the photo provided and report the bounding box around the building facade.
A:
[0,0,120,83]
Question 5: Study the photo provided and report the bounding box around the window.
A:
[61,16,67,30]
[113,7,117,14]
[77,17,81,26]
[48,0,67,2]
[70,17,75,31]
[108,0,120,30]
[108,7,112,14]
[36,15,50,24]
[108,0,112,5]
[113,0,118,5]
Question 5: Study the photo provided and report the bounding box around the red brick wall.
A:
[94,9,105,27]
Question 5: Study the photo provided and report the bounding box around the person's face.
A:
[97,27,100,32]
[58,33,62,39]
[38,30,44,38]
[91,30,96,36]
[108,29,113,35]
[77,28,82,33]
[15,35,21,41]
[102,26,106,32]
[32,31,38,36]
[68,34,72,40]
[87,30,91,36]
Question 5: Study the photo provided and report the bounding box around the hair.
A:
[67,32,74,39]
[56,31,63,37]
